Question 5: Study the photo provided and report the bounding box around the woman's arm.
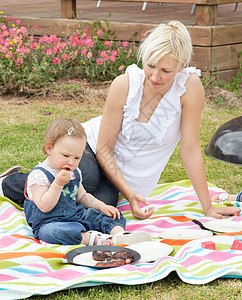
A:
[96,74,154,219]
[180,74,240,218]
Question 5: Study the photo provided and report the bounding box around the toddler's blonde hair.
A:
[138,20,193,69]
[43,118,86,155]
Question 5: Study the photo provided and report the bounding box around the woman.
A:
[1,20,240,219]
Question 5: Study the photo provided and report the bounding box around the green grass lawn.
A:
[0,94,241,299]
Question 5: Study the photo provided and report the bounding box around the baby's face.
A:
[46,135,85,171]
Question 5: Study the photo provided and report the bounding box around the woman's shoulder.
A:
[180,68,205,106]
[109,73,129,98]
[125,63,143,73]
[112,72,129,86]
[184,70,203,90]
[175,67,203,97]
[111,64,142,87]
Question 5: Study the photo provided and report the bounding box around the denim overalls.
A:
[24,166,126,245]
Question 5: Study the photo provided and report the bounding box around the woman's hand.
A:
[100,203,121,220]
[204,206,241,219]
[55,169,70,187]
[129,193,155,219]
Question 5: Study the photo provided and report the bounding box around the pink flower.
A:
[86,39,94,47]
[46,48,53,55]
[16,19,21,25]
[96,58,103,65]
[6,51,13,58]
[39,35,48,43]
[97,29,103,36]
[33,25,39,29]
[104,40,111,47]
[7,17,15,21]
[100,50,106,58]
[83,28,88,33]
[4,39,11,46]
[30,42,38,49]
[109,56,116,62]
[32,66,37,71]
[62,54,68,60]
[54,46,60,53]
[20,26,27,34]
[22,47,30,54]
[74,23,77,27]
[118,65,124,71]
[16,58,23,65]
[112,50,118,56]
[87,52,92,58]
[81,49,87,56]
[15,36,22,43]
[53,57,60,64]
[141,32,147,37]
[1,46,7,53]
[1,25,7,30]
[3,30,9,37]
[79,39,86,46]
[122,41,129,47]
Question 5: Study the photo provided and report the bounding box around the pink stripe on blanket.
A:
[181,251,240,268]
[126,220,198,232]
[156,187,195,198]
[34,269,88,280]
[0,207,18,220]
[0,274,18,281]
[118,204,131,212]
[0,235,18,248]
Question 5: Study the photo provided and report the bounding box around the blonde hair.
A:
[138,20,192,69]
[43,118,86,155]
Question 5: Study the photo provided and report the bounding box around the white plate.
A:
[160,228,213,240]
[66,245,140,268]
[204,219,242,233]
[127,241,173,262]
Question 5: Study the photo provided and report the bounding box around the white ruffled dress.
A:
[82,64,201,198]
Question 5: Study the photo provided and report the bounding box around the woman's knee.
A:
[79,144,100,193]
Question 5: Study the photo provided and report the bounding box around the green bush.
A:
[0,15,140,94]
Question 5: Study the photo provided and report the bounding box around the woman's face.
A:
[143,54,183,93]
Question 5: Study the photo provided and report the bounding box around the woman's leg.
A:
[80,143,119,206]
[79,143,100,193]
[92,173,119,206]
[2,172,28,205]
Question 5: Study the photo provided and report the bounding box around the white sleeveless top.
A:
[82,64,201,197]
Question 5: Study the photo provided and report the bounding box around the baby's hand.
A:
[55,169,70,186]
[101,204,121,220]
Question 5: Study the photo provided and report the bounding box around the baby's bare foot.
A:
[94,235,114,245]
[102,238,114,246]
[212,193,237,203]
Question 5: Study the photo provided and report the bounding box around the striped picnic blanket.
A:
[0,180,241,299]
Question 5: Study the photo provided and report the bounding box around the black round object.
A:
[205,116,242,165]
[65,245,141,269]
